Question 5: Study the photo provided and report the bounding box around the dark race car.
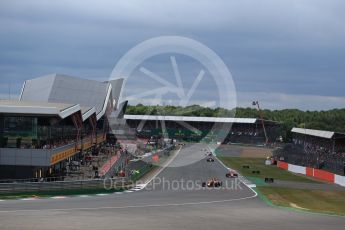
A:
[202,178,223,188]
[206,157,215,162]
[226,170,238,178]
[204,152,213,157]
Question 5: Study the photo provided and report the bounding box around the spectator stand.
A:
[275,128,345,175]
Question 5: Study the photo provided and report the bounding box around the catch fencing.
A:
[0,178,127,195]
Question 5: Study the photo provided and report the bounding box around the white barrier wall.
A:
[278,161,345,187]
[335,175,345,187]
[288,164,306,175]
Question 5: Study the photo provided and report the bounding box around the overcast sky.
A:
[0,0,344,110]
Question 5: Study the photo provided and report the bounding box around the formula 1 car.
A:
[226,170,238,178]
[202,178,223,188]
[206,157,215,162]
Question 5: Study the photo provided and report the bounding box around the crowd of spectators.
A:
[40,138,76,149]
[222,126,280,145]
[276,136,345,175]
[16,133,99,150]
[0,137,76,149]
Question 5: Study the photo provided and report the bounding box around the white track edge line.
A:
[208,146,258,198]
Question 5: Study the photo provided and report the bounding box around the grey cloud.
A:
[0,0,344,109]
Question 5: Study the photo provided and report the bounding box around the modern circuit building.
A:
[0,74,123,179]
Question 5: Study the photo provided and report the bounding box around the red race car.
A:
[226,170,238,178]
[202,178,223,188]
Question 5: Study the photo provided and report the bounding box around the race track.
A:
[0,144,344,230]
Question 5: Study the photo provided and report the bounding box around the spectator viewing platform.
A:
[123,114,280,144]
[0,74,124,179]
[275,127,345,175]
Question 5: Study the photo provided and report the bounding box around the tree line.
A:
[125,104,345,141]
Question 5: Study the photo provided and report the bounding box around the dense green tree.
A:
[125,104,345,141]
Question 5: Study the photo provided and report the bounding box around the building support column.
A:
[71,113,83,150]
[89,115,97,145]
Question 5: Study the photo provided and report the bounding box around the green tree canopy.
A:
[125,104,345,141]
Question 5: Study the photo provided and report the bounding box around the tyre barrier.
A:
[252,170,260,174]
[242,165,250,169]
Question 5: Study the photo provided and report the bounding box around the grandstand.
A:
[121,115,281,144]
[275,127,345,175]
[0,74,124,179]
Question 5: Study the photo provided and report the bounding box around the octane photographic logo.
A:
[103,177,243,192]
[109,36,237,168]
[142,177,243,192]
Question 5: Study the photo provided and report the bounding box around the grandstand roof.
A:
[0,100,80,119]
[19,74,123,120]
[112,101,128,119]
[291,127,339,139]
[80,106,96,121]
[109,78,124,110]
[124,115,264,124]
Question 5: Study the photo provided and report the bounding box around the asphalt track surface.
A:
[0,144,344,230]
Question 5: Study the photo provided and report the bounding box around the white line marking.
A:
[114,192,123,195]
[129,146,183,192]
[20,198,39,201]
[0,194,258,213]
[96,194,109,196]
[143,146,182,185]
[51,196,67,199]
[133,186,144,189]
[208,146,258,196]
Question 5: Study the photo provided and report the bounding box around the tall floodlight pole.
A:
[252,101,269,145]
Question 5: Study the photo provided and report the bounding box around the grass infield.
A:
[219,156,345,215]
[218,156,319,183]
[258,186,345,216]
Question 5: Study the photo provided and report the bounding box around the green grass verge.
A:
[218,156,319,183]
[130,164,157,182]
[218,156,344,215]
[257,186,345,216]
